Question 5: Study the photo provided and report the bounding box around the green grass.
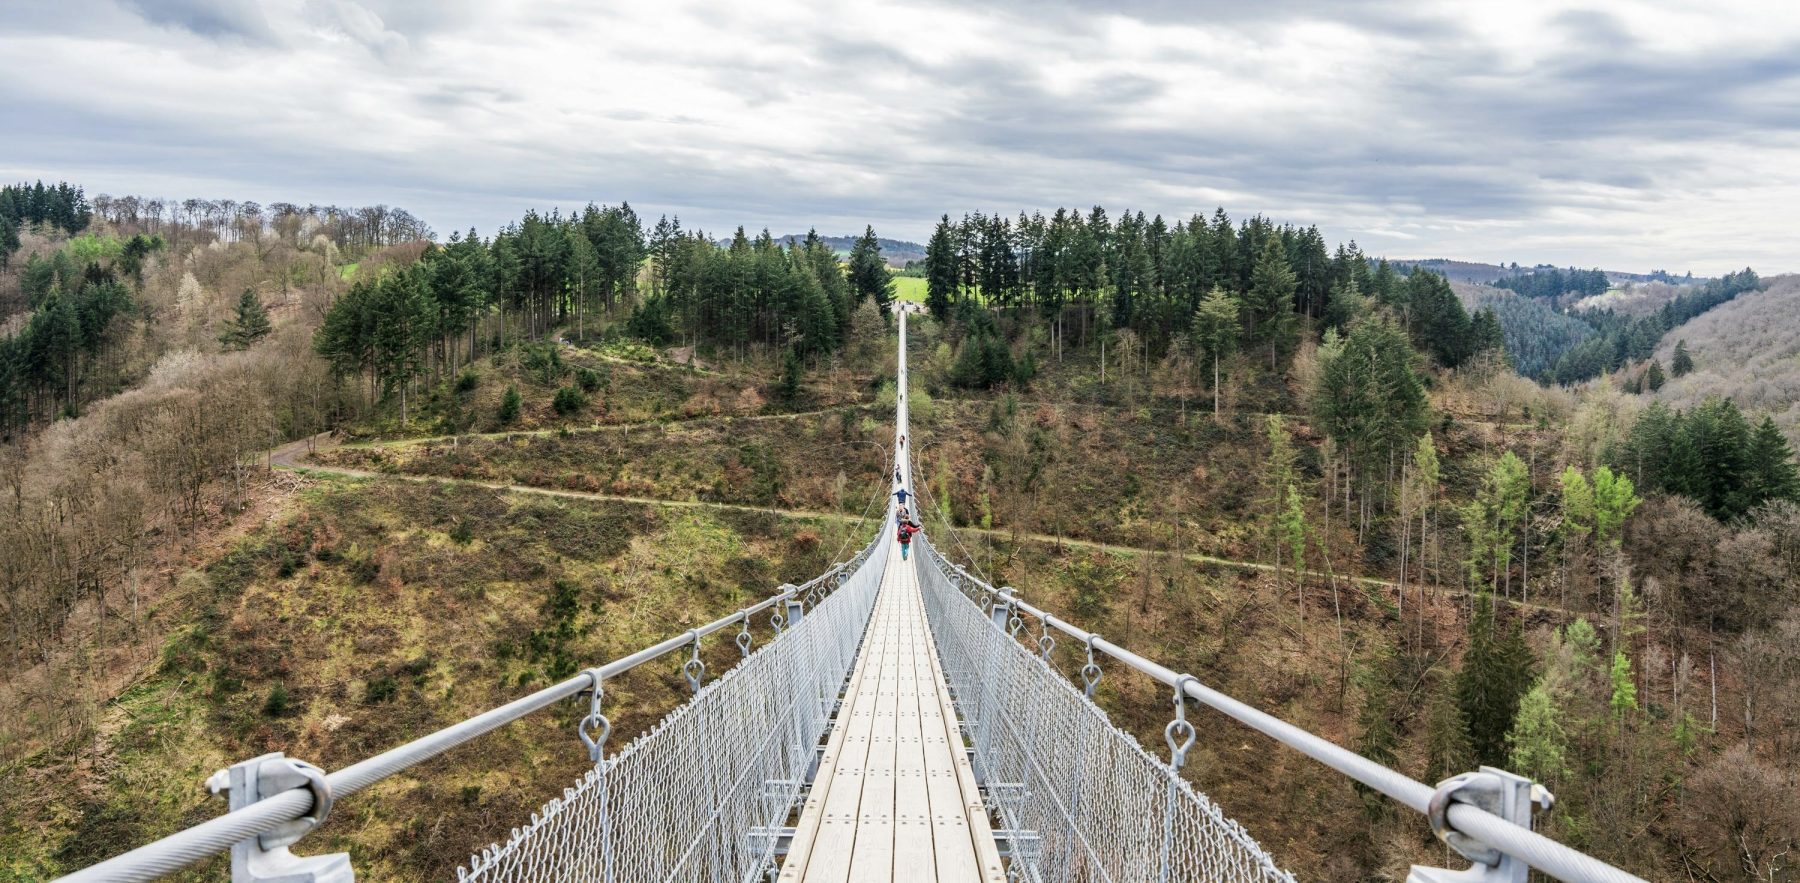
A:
[891,276,927,303]
[339,262,361,281]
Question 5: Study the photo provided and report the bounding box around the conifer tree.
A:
[1745,416,1800,505]
[1244,237,1297,367]
[219,289,272,350]
[1608,650,1638,721]
[1457,593,1537,766]
[1264,414,1297,586]
[1188,286,1240,415]
[498,385,522,426]
[0,215,16,270]
[848,225,893,319]
[1281,483,1309,614]
[1590,466,1639,549]
[1423,677,1474,782]
[1507,681,1570,785]
[1670,339,1693,377]
[924,215,957,321]
[1645,358,1665,392]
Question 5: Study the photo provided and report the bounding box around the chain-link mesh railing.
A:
[458,519,892,883]
[915,533,1295,883]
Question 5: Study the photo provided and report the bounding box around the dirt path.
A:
[328,404,866,451]
[271,437,1570,618]
[270,433,862,524]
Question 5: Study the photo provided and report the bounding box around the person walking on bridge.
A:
[896,509,920,560]
[894,485,911,508]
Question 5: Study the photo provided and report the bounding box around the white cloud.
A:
[2,0,1798,274]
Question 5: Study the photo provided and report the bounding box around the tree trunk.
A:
[1212,351,1221,416]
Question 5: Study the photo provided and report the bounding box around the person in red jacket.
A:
[896,510,920,560]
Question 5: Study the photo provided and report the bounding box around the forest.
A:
[3,184,1799,882]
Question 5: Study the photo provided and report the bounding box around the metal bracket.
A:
[989,587,1014,631]
[784,589,806,633]
[992,828,1043,861]
[1408,767,1554,883]
[206,752,353,883]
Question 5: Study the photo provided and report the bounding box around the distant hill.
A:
[1649,273,1800,445]
[773,233,925,268]
[1451,281,1596,380]
[1396,258,1701,288]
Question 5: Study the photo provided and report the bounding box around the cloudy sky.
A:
[3,0,1798,274]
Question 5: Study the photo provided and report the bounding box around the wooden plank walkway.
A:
[780,539,1006,883]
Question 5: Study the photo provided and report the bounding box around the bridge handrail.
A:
[55,542,881,883]
[929,558,1648,883]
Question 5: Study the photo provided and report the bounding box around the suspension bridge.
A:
[58,313,1646,883]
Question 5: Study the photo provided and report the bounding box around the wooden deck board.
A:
[782,543,1003,883]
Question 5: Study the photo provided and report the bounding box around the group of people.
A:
[895,484,919,559]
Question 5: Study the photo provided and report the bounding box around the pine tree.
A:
[1645,358,1665,392]
[848,225,894,318]
[1281,483,1309,614]
[1670,339,1693,377]
[1464,451,1530,594]
[1188,286,1240,415]
[1264,414,1297,586]
[1745,416,1800,506]
[1457,593,1537,766]
[1590,466,1639,548]
[1423,677,1475,782]
[778,346,805,401]
[1353,652,1401,817]
[0,215,16,270]
[219,289,273,350]
[1608,650,1638,720]
[498,385,522,426]
[924,215,957,321]
[1244,237,1296,367]
[1507,681,1569,785]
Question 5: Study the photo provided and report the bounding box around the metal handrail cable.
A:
[926,552,1648,883]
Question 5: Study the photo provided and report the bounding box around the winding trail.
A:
[268,436,1578,619]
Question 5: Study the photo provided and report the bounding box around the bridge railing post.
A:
[1407,767,1554,883]
[206,752,354,883]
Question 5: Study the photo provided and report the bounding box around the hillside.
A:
[1650,273,1800,445]
[1396,258,1691,288]
[5,194,1797,883]
[1452,282,1595,379]
[772,233,925,266]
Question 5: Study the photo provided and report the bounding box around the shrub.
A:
[455,369,479,393]
[498,385,522,425]
[575,367,604,392]
[553,386,589,416]
[262,683,290,717]
[365,676,398,704]
[522,344,565,384]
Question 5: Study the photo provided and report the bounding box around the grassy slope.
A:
[891,275,927,303]
[3,477,870,880]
